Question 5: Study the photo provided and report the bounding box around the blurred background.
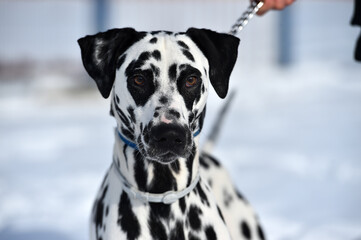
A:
[0,0,360,239]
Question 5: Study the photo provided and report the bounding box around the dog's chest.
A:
[91,169,231,240]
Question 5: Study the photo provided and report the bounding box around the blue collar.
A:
[117,131,139,150]
[117,128,201,150]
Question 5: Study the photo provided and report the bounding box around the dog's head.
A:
[78,28,239,164]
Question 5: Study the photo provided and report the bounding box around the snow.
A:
[1,61,360,240]
[1,0,361,239]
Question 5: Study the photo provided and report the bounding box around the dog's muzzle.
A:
[146,124,192,163]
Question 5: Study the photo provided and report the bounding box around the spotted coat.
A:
[78,28,265,240]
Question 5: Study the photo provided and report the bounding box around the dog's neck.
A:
[112,128,200,194]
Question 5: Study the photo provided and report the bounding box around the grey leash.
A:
[229,0,264,35]
[202,1,264,153]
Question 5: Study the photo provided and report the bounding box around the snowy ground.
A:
[1,60,361,240]
[1,0,361,240]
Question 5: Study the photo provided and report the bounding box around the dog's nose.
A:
[150,124,187,154]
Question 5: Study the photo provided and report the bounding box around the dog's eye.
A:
[185,76,198,88]
[133,75,145,86]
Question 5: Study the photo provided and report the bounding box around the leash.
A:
[202,1,264,153]
[229,0,264,35]
[111,158,200,204]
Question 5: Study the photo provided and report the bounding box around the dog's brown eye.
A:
[186,76,198,88]
[133,76,145,86]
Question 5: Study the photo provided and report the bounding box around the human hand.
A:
[256,0,295,16]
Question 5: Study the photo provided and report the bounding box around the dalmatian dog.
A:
[78,28,265,240]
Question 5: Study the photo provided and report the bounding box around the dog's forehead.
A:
[124,32,208,68]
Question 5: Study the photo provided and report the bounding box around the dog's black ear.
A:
[186,28,240,99]
[78,28,146,98]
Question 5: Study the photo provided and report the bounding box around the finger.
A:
[285,0,295,6]
[256,0,273,15]
[274,0,287,10]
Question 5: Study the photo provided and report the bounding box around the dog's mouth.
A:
[140,124,193,164]
[145,151,184,164]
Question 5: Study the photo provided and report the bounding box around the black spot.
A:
[149,64,159,78]
[117,54,126,69]
[168,63,177,81]
[188,112,195,124]
[171,159,180,173]
[118,192,140,240]
[159,96,168,104]
[177,40,189,50]
[185,145,196,186]
[203,153,220,167]
[170,221,185,240]
[105,206,109,217]
[109,103,115,117]
[223,189,233,207]
[179,64,187,70]
[179,197,186,213]
[151,30,162,35]
[241,221,252,239]
[114,95,133,132]
[199,156,209,169]
[153,111,159,118]
[188,205,202,230]
[258,224,266,240]
[195,183,209,206]
[182,49,195,62]
[93,185,108,238]
[152,50,161,61]
[205,226,217,240]
[115,94,120,104]
[236,189,247,203]
[123,145,129,169]
[201,84,205,94]
[188,233,201,240]
[150,202,171,220]
[148,211,167,240]
[138,51,151,63]
[217,206,225,223]
[125,52,151,77]
[127,107,136,123]
[133,151,147,191]
[195,107,206,133]
[208,179,213,187]
[150,37,158,43]
[121,126,134,140]
[125,52,150,76]
[147,120,154,130]
[168,109,180,119]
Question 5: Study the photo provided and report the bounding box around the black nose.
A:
[150,124,188,154]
